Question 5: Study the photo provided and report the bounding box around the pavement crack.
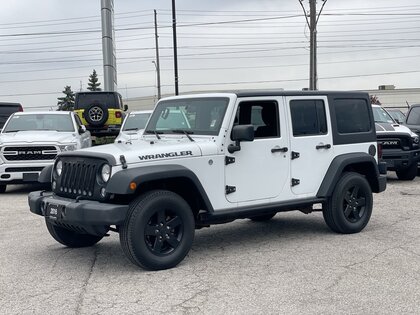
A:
[75,247,97,315]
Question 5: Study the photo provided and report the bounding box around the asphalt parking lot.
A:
[0,174,419,315]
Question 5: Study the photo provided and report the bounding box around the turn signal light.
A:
[129,182,137,191]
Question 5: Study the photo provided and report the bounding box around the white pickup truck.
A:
[0,111,91,192]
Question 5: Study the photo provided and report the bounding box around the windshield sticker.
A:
[139,151,193,161]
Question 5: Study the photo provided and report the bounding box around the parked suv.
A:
[114,110,152,143]
[29,91,386,270]
[74,91,127,137]
[0,111,91,193]
[0,102,23,129]
[373,105,420,180]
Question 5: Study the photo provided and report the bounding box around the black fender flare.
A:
[317,153,383,197]
[106,164,214,211]
[38,164,53,183]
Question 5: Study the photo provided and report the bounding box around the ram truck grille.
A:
[2,146,58,161]
[377,136,410,150]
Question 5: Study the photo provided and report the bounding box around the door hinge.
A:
[291,151,300,160]
[225,156,235,165]
[291,178,300,186]
[225,185,236,194]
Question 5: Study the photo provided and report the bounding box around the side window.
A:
[334,99,371,134]
[235,100,280,138]
[290,99,327,136]
[406,107,420,125]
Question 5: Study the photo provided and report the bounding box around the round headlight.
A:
[56,160,63,176]
[101,164,111,182]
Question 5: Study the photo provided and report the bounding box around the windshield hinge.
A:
[291,178,300,186]
[291,151,300,160]
[225,185,236,194]
[225,156,235,165]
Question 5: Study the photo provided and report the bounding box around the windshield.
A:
[75,93,120,109]
[372,106,395,124]
[123,112,151,131]
[388,110,405,123]
[145,97,229,136]
[2,114,75,133]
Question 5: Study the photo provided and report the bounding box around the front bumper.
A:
[381,148,420,170]
[0,161,51,184]
[28,191,129,226]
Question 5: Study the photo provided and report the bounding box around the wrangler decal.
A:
[139,150,193,161]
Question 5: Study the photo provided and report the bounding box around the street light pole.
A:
[171,0,179,95]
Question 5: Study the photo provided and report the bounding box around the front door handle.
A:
[316,143,331,150]
[271,146,288,153]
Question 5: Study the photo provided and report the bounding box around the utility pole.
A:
[309,0,317,90]
[154,9,161,100]
[171,0,179,95]
[299,0,327,90]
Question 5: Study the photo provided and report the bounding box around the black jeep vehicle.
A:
[0,102,23,129]
[74,92,127,137]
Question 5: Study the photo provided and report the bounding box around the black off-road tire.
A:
[45,220,103,247]
[84,103,108,127]
[0,185,6,193]
[323,172,373,234]
[395,162,417,181]
[249,213,276,222]
[119,190,195,270]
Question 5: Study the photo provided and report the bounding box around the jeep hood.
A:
[76,138,216,165]
[0,130,78,144]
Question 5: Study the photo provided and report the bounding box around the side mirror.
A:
[123,104,128,111]
[228,125,254,153]
[79,125,86,134]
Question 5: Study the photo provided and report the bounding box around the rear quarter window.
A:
[334,99,372,134]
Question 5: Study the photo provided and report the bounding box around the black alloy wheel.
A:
[323,172,373,234]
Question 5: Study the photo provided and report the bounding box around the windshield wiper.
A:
[171,129,194,142]
[124,128,139,131]
[144,130,162,140]
[4,130,20,133]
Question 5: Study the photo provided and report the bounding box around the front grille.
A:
[377,136,410,150]
[55,157,106,199]
[3,146,58,161]
[5,167,44,173]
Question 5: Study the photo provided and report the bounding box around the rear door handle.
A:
[316,143,331,150]
[271,146,288,153]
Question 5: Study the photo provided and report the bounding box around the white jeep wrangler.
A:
[29,91,386,270]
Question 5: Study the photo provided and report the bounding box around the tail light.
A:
[377,142,383,159]
[18,105,23,112]
[115,111,122,118]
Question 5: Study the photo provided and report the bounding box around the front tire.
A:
[323,172,373,234]
[395,162,417,180]
[119,190,195,270]
[45,220,103,247]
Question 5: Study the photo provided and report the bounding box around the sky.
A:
[0,0,419,109]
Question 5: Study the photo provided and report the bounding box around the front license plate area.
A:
[23,173,39,182]
[46,203,63,220]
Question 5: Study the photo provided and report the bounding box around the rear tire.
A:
[0,185,6,193]
[45,220,103,247]
[395,163,417,180]
[119,190,195,270]
[323,172,373,234]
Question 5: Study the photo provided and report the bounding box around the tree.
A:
[57,85,75,111]
[370,95,381,105]
[87,69,102,91]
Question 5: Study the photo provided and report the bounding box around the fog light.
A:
[100,187,106,198]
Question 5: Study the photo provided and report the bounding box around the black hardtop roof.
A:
[76,91,121,96]
[0,102,22,106]
[233,90,369,98]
